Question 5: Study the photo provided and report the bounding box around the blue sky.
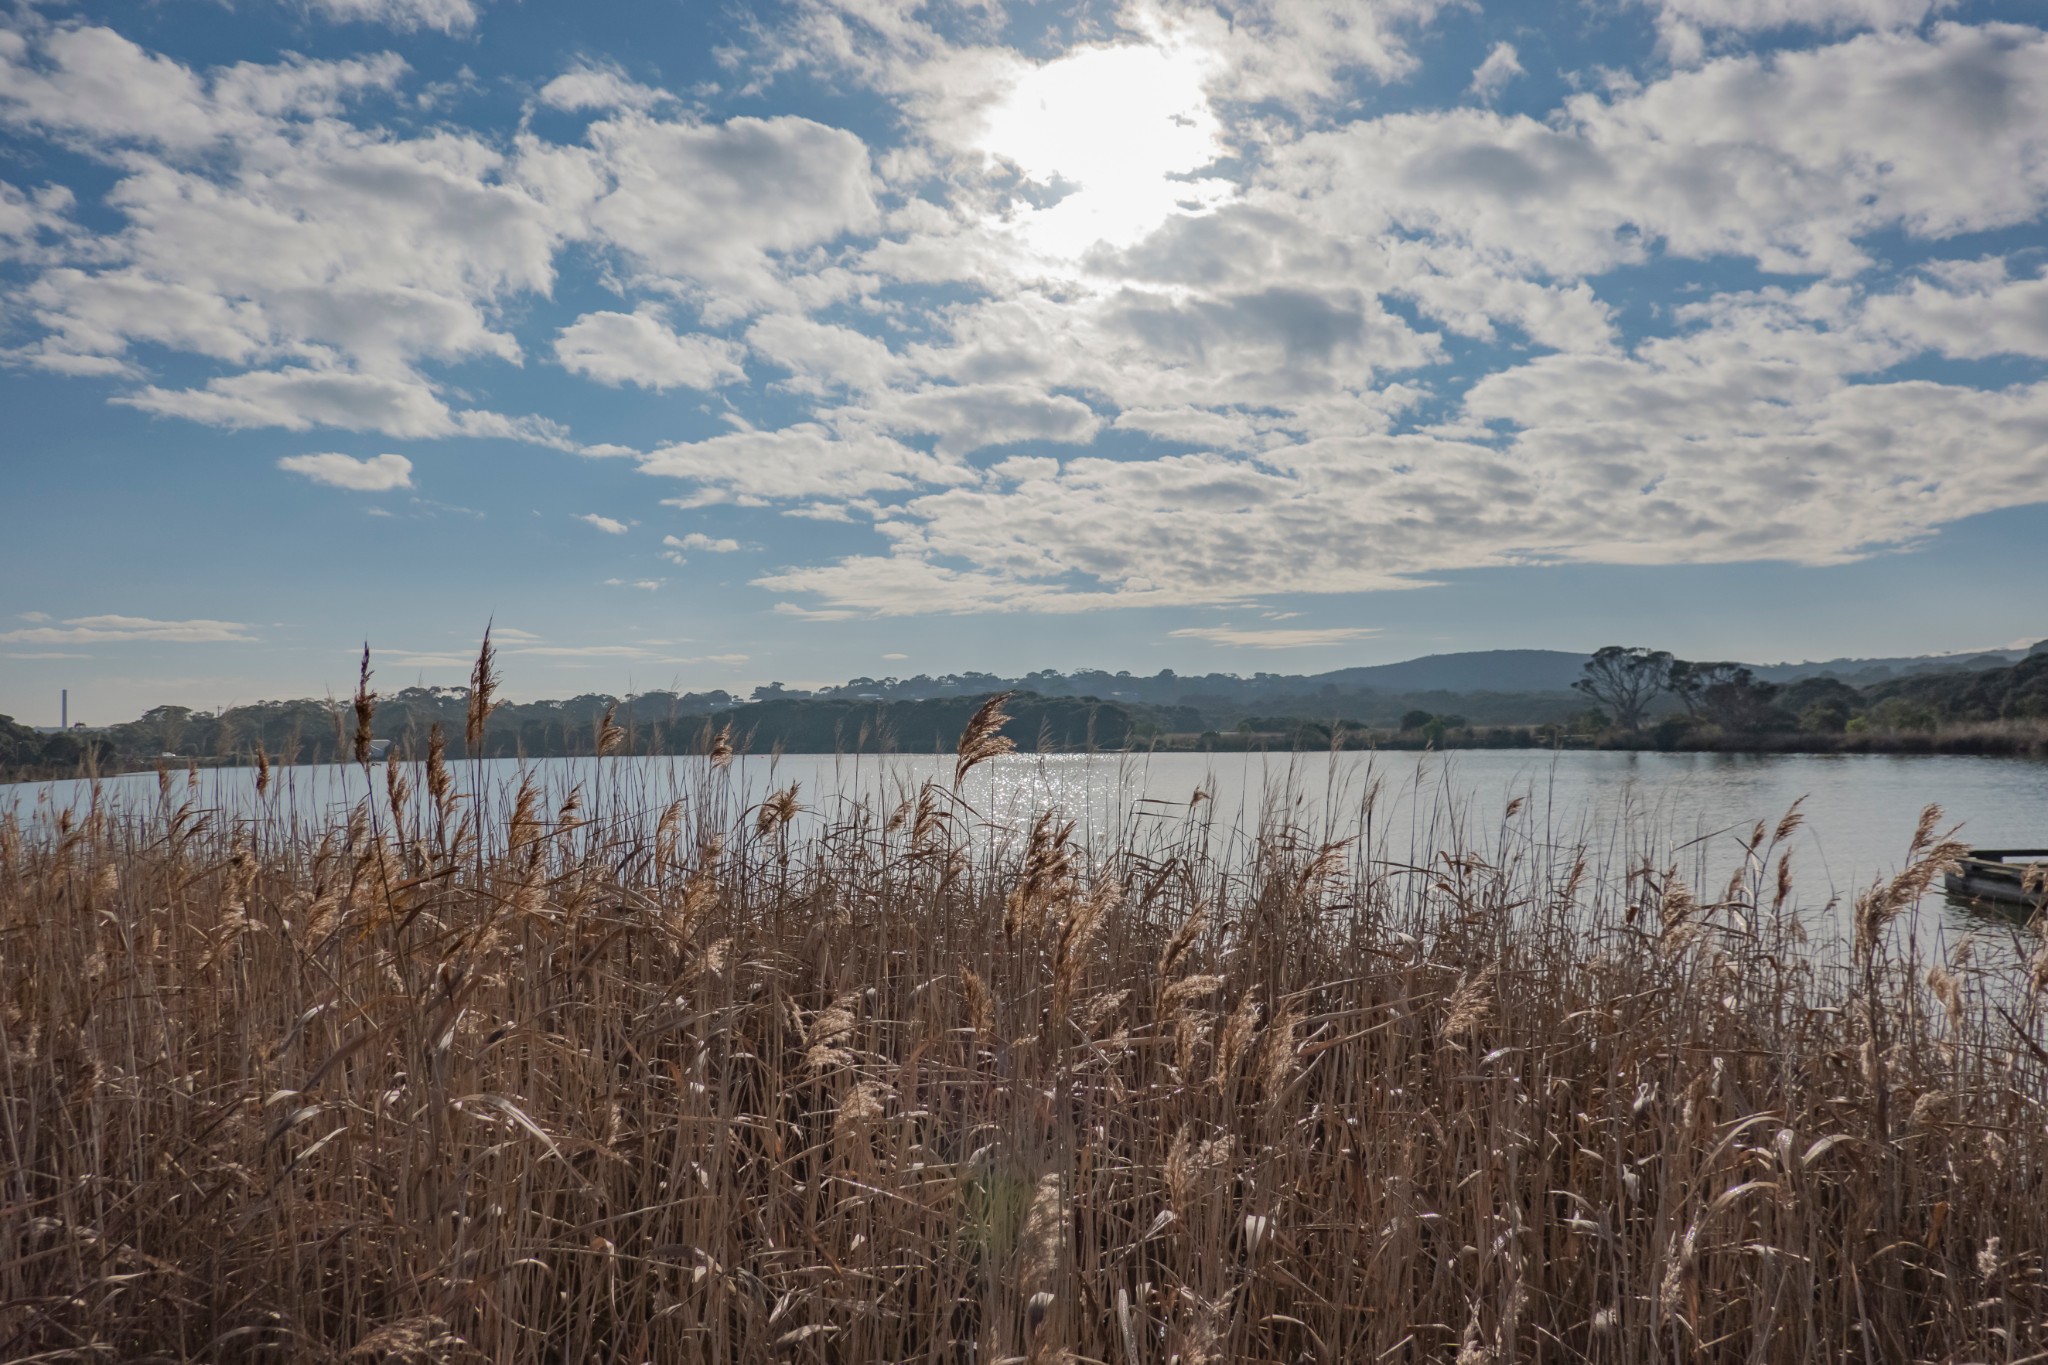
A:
[2,0,2046,723]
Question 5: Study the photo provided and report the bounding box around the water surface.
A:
[9,749,2044,949]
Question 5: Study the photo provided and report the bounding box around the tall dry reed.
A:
[1,677,2044,1362]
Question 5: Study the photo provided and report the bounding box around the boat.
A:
[1943,849,2048,910]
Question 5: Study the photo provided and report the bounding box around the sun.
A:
[974,39,1234,259]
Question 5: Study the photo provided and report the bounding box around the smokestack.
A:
[61,689,67,730]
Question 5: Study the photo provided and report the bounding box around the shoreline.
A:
[7,727,2048,785]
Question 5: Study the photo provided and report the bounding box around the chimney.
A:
[61,689,67,730]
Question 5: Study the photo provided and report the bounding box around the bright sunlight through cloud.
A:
[974,40,1233,257]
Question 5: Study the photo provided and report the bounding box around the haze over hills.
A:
[1749,645,2046,685]
[803,642,2046,705]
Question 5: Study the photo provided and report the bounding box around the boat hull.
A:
[1943,851,2047,910]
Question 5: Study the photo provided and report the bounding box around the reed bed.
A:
[2,691,2045,1363]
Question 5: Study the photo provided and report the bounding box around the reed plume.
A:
[351,643,376,768]
[465,625,499,755]
[954,691,1016,789]
[596,702,626,756]
[755,782,801,837]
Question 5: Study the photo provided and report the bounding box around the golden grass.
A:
[2,715,2045,1361]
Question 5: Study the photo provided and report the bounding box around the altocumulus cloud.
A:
[1170,625,1383,650]
[553,311,747,391]
[277,453,414,491]
[0,615,255,644]
[304,0,481,35]
[1,2,2045,629]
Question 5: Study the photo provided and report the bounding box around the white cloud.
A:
[756,544,1261,618]
[1649,1,1955,65]
[121,369,459,436]
[772,602,860,621]
[303,0,481,35]
[511,643,662,657]
[578,513,630,534]
[0,615,256,644]
[1651,0,1954,35]
[1468,42,1523,101]
[601,578,664,591]
[385,651,476,667]
[1203,0,1458,104]
[0,180,79,266]
[1863,258,2048,360]
[665,532,742,552]
[746,312,905,394]
[580,112,880,315]
[637,424,973,502]
[876,383,1104,457]
[539,61,668,113]
[0,26,406,152]
[278,451,414,490]
[756,276,2048,616]
[554,310,746,390]
[117,369,574,447]
[0,27,574,426]
[1170,625,1381,649]
[1273,24,2048,277]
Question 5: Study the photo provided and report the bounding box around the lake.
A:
[8,748,2046,951]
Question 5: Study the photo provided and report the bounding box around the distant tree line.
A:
[7,645,2048,781]
[1571,645,2048,739]
[0,686,1197,780]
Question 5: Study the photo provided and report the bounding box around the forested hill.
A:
[1860,650,2048,721]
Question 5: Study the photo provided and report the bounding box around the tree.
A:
[1673,661,1786,733]
[1870,697,1939,732]
[1696,671,1786,733]
[1667,661,1739,718]
[1400,709,1434,731]
[1799,700,1852,733]
[1573,647,1675,730]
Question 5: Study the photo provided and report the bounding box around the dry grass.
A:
[2,712,2046,1361]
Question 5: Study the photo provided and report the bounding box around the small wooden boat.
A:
[1943,849,2048,909]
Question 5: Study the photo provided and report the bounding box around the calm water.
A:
[9,749,2046,947]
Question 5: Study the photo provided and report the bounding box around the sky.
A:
[2,0,2047,724]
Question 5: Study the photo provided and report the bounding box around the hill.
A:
[1753,645,2037,685]
[1311,649,1590,694]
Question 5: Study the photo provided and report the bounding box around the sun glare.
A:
[976,41,1232,259]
